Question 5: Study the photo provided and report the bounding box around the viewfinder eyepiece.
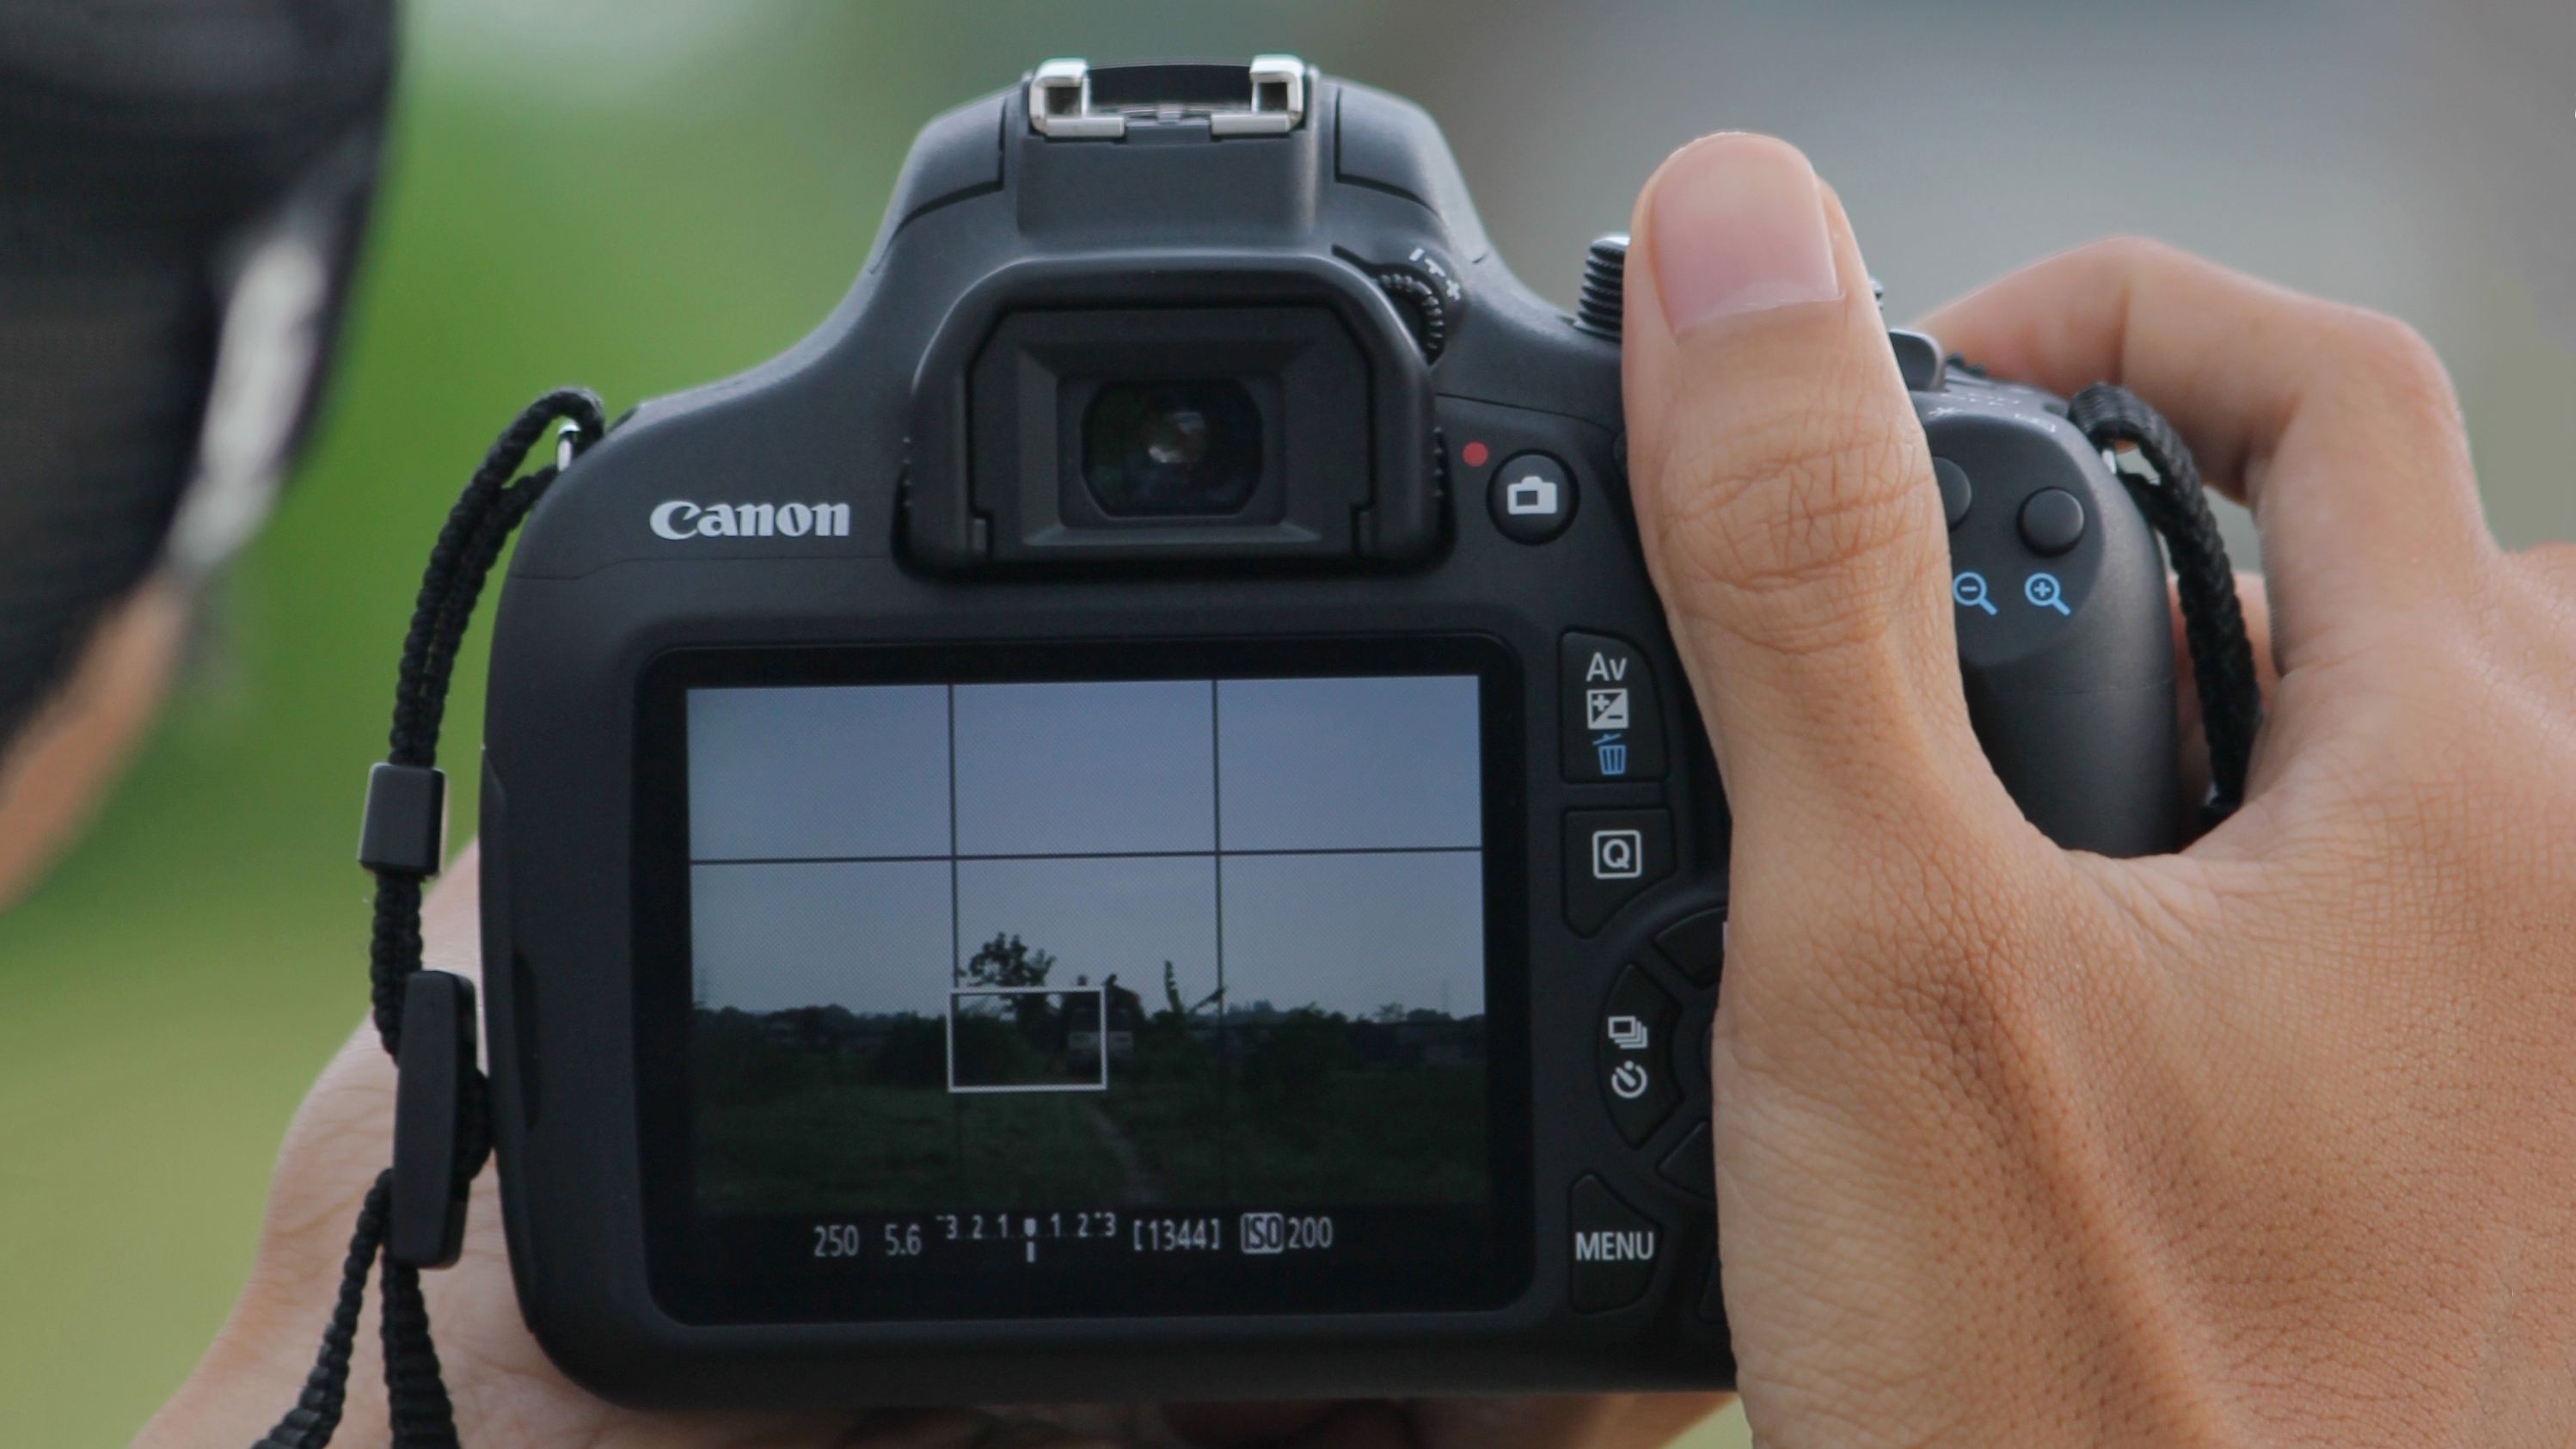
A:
[902,263,1439,568]
[1081,379,1264,517]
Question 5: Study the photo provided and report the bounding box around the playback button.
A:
[1598,964,1680,1145]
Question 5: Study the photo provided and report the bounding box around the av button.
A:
[1570,1176,1664,1312]
[1561,632,1665,782]
[1487,451,1575,543]
[1598,965,1681,1145]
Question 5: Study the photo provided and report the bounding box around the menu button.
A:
[1570,1176,1663,1312]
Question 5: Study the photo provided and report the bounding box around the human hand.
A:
[1622,133,2576,1446]
[136,844,1727,1448]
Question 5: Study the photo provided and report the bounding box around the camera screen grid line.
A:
[948,683,961,1036]
[1211,673,1225,1036]
[691,845,1480,866]
[683,666,1491,1226]
[1210,677,1230,1192]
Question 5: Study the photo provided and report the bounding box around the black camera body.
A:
[478,58,2180,1408]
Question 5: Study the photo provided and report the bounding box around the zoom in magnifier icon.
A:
[2024,571,2070,615]
[1952,570,1996,615]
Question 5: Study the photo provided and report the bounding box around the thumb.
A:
[1623,133,1995,857]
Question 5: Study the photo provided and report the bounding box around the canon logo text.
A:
[649,500,849,541]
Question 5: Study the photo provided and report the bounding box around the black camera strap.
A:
[252,387,604,1449]
[248,376,2253,1449]
[2066,383,2261,822]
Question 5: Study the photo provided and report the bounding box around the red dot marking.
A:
[1461,440,1489,468]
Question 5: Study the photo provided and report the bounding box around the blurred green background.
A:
[3,2,2570,1445]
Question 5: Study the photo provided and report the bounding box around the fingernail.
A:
[1650,133,1842,334]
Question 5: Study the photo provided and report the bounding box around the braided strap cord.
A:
[381,1253,460,1449]
[250,1174,391,1449]
[236,1173,468,1449]
[372,386,606,1053]
[2065,383,2261,822]
[255,388,606,1449]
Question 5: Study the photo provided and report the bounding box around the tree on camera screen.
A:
[682,675,1488,1218]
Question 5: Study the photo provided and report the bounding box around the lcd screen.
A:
[644,642,1525,1320]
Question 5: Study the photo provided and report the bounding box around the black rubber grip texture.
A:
[2067,383,2260,822]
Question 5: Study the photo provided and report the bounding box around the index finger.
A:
[1919,237,2492,663]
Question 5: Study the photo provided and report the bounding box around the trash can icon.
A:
[1593,735,1628,776]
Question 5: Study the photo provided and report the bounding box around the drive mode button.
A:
[1561,632,1665,782]
[1598,964,1680,1145]
[1571,1176,1662,1312]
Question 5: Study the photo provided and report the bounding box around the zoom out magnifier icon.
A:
[2024,571,2070,615]
[1953,570,1996,615]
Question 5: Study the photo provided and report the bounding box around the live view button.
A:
[1488,451,1576,543]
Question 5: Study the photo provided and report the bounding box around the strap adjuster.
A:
[358,762,445,876]
[389,970,479,1269]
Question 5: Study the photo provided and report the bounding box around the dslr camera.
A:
[479,58,2180,1406]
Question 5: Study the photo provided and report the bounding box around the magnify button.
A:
[2024,571,2071,616]
[1952,570,1996,616]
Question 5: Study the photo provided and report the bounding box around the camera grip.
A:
[1926,396,2187,858]
[1964,674,2186,857]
